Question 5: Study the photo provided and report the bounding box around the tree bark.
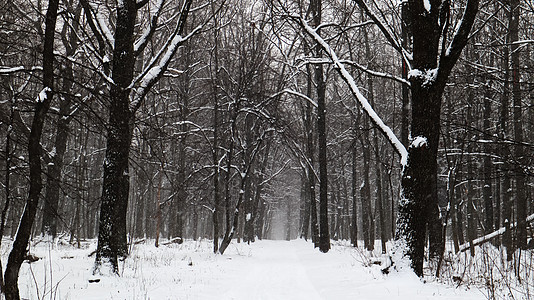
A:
[41,2,81,238]
[94,0,137,274]
[0,78,15,291]
[211,1,220,252]
[305,66,319,247]
[3,0,59,297]
[510,0,526,250]
[311,0,330,253]
[41,95,71,237]
[483,76,493,235]
[300,170,311,240]
[360,129,373,251]
[243,114,256,243]
[396,0,479,277]
[500,5,513,258]
[351,122,358,247]
[400,1,410,148]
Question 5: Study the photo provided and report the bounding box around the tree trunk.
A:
[286,196,291,241]
[256,196,266,240]
[211,5,220,252]
[300,171,310,240]
[351,118,358,247]
[41,3,80,238]
[467,154,476,256]
[243,114,256,243]
[247,142,270,242]
[400,1,410,148]
[397,0,478,276]
[358,108,374,251]
[41,98,70,238]
[0,78,15,291]
[304,66,319,247]
[483,77,493,235]
[94,0,137,274]
[510,0,526,250]
[500,8,513,258]
[3,0,59,297]
[311,0,330,253]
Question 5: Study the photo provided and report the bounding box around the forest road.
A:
[220,240,322,300]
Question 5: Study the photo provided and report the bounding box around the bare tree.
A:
[3,0,59,297]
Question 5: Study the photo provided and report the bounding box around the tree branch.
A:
[438,0,480,86]
[295,16,408,166]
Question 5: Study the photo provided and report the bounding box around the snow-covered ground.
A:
[7,238,487,299]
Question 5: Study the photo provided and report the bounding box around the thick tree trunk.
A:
[312,0,330,252]
[94,0,137,274]
[397,0,478,276]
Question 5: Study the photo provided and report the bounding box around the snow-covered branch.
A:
[296,16,408,166]
[92,5,115,48]
[297,57,410,86]
[439,0,479,84]
[172,120,213,149]
[0,66,24,74]
[131,0,201,111]
[276,89,317,107]
[459,213,534,252]
[259,159,291,186]
[133,0,166,56]
[0,66,42,75]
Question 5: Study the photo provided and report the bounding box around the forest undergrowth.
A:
[436,243,534,300]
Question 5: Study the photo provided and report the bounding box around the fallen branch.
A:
[459,213,534,252]
[162,237,183,245]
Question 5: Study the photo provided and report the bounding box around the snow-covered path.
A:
[13,239,486,299]
[221,241,322,300]
[213,240,484,300]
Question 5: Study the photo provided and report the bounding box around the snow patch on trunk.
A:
[408,68,438,87]
[423,0,431,12]
[410,136,428,148]
[36,87,51,103]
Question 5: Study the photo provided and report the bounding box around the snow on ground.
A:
[5,238,486,300]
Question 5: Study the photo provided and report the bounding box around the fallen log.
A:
[459,213,534,252]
